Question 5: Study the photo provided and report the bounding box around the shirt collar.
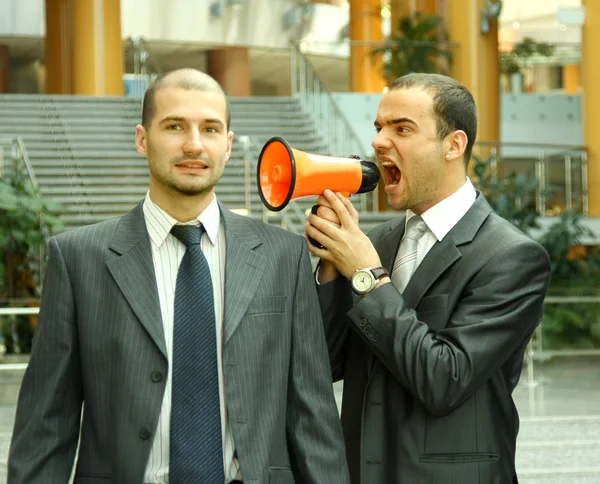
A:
[405,177,476,242]
[143,192,220,247]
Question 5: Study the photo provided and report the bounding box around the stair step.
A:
[518,416,600,442]
[518,468,600,483]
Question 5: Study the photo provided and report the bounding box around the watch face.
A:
[352,270,373,293]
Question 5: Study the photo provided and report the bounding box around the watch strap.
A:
[370,266,389,281]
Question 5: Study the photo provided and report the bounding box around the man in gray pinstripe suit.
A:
[306,73,551,483]
[8,68,350,484]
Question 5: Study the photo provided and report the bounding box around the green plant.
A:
[471,153,543,235]
[0,161,65,300]
[1,315,33,354]
[500,36,556,75]
[375,12,452,81]
[472,153,600,350]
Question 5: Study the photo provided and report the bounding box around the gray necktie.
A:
[169,224,223,483]
[392,216,428,293]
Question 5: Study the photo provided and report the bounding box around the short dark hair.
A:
[388,73,477,167]
[141,68,231,130]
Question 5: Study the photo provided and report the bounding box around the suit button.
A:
[359,319,367,327]
[365,324,372,333]
[139,427,152,440]
[372,333,380,342]
[151,371,163,382]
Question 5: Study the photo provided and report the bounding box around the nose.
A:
[183,129,204,156]
[372,129,390,152]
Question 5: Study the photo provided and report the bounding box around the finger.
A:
[323,189,356,228]
[308,213,341,240]
[338,194,360,223]
[315,205,341,225]
[316,195,332,208]
[306,221,336,250]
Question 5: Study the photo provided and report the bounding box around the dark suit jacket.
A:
[318,194,551,484]
[8,202,350,484]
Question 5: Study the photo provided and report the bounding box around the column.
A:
[417,0,438,16]
[349,0,386,93]
[207,47,251,96]
[103,0,124,95]
[390,0,414,35]
[0,45,9,93]
[448,0,500,164]
[582,0,600,216]
[45,0,72,94]
[45,0,123,95]
[562,64,580,95]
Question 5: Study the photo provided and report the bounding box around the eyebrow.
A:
[159,116,225,127]
[374,117,418,128]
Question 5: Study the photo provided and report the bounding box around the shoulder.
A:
[477,212,550,270]
[224,211,305,249]
[52,215,122,250]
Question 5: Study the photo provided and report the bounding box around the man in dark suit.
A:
[8,68,350,484]
[305,73,551,484]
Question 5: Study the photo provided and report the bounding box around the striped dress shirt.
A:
[142,193,241,483]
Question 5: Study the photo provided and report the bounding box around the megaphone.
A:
[257,137,380,211]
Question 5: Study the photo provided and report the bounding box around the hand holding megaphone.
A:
[257,137,380,247]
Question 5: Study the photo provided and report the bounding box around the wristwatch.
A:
[351,266,389,296]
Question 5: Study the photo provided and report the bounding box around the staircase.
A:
[0,94,333,231]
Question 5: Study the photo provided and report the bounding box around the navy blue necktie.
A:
[169,224,223,483]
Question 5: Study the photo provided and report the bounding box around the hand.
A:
[306,190,383,280]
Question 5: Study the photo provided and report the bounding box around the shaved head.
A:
[141,68,231,129]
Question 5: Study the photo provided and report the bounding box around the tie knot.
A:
[171,224,203,247]
[405,216,427,241]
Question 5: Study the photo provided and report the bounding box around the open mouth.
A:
[381,161,401,187]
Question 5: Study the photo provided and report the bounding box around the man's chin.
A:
[172,182,214,197]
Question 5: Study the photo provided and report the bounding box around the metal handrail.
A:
[127,36,163,98]
[473,142,588,216]
[289,40,377,213]
[14,137,38,188]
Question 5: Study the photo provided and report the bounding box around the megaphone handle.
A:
[308,204,324,249]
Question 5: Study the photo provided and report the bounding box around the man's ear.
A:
[135,124,148,157]
[445,130,468,162]
[225,130,234,162]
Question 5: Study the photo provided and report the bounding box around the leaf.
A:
[42,199,66,213]
[17,196,44,212]
[0,191,18,210]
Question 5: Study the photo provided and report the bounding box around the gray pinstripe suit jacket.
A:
[8,202,350,484]
[318,194,551,484]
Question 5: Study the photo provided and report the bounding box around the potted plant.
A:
[375,12,452,81]
[500,37,555,93]
[0,159,65,355]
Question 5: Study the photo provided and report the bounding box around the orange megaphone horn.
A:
[257,137,380,211]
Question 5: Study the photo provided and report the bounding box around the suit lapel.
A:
[374,217,405,273]
[106,203,167,358]
[402,193,493,308]
[220,204,266,344]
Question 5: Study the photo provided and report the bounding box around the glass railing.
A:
[473,141,587,216]
[125,36,163,98]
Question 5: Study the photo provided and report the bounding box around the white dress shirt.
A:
[142,193,241,483]
[403,177,477,268]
